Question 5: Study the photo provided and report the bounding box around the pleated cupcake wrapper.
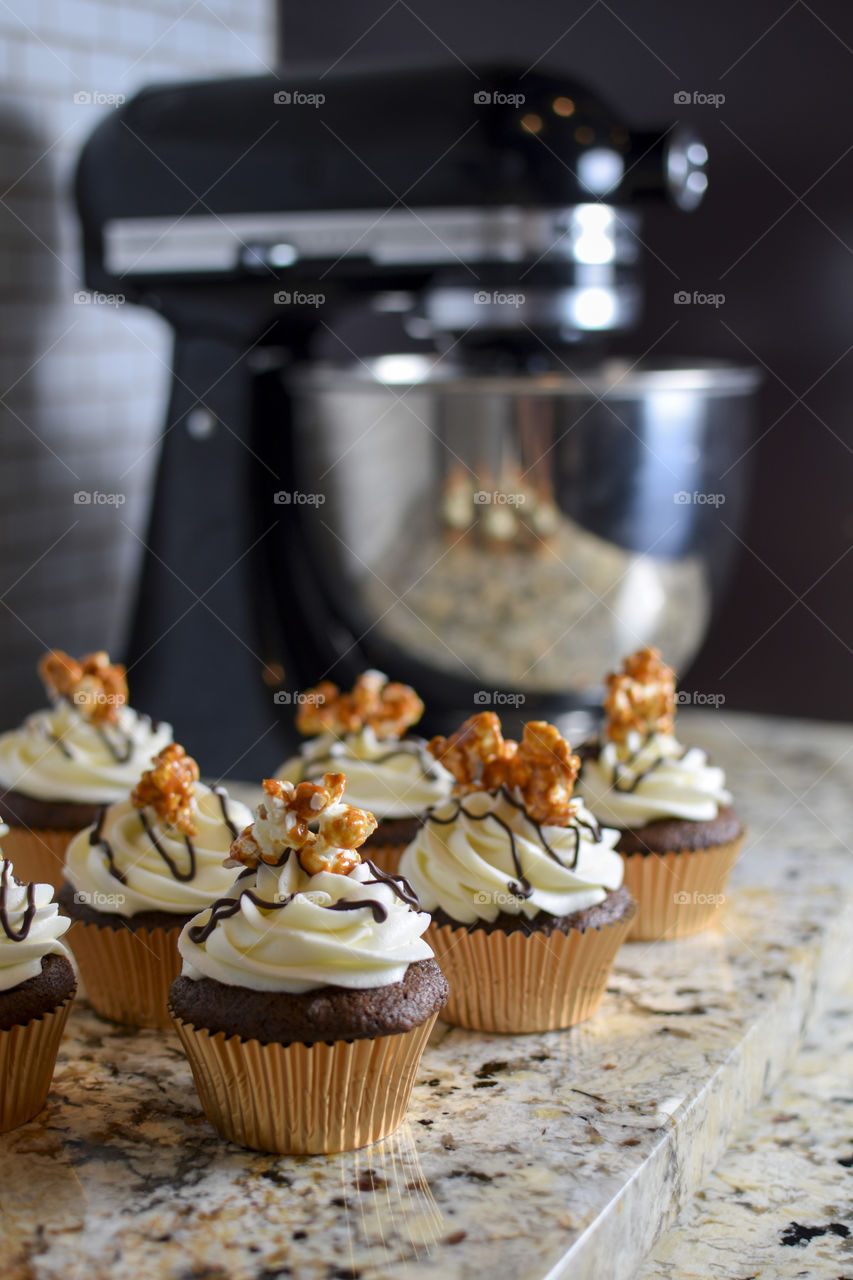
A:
[620,837,743,941]
[425,912,634,1034]
[170,1012,438,1155]
[68,919,182,1029]
[0,827,78,892]
[363,842,407,876]
[0,995,74,1133]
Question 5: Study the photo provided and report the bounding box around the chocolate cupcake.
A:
[0,846,76,1132]
[275,671,454,874]
[60,744,252,1029]
[399,713,635,1034]
[0,650,172,889]
[170,772,447,1155]
[575,647,744,941]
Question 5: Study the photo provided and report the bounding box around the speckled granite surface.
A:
[1,711,851,1280]
[640,975,853,1280]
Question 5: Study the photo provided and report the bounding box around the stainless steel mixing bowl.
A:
[288,358,760,706]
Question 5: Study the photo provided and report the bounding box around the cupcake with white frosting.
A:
[0,841,76,1132]
[275,671,454,873]
[0,650,172,889]
[575,647,743,940]
[399,712,636,1033]
[169,772,447,1155]
[59,743,252,1029]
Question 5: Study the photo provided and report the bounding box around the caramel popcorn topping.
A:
[131,743,200,837]
[38,649,128,725]
[603,646,676,743]
[429,712,580,827]
[295,670,424,740]
[227,772,377,877]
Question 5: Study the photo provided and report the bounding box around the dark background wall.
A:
[281,0,853,722]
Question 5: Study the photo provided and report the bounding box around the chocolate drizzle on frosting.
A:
[0,861,36,942]
[88,805,126,884]
[214,787,239,840]
[93,723,134,765]
[301,735,446,783]
[43,726,73,759]
[426,786,605,888]
[138,810,197,883]
[427,799,534,899]
[187,855,418,945]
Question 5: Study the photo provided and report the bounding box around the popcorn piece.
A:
[227,773,377,877]
[131,743,200,837]
[295,670,424,740]
[429,712,580,826]
[38,649,128,725]
[429,712,509,790]
[604,647,676,743]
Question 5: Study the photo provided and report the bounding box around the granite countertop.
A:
[1,710,852,1280]
[639,973,853,1280]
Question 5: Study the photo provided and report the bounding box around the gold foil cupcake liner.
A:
[620,837,743,941]
[170,1012,439,1154]
[425,910,635,1033]
[67,919,182,1029]
[0,995,74,1133]
[1,827,77,892]
[362,842,408,876]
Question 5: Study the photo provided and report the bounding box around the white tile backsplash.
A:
[0,0,274,727]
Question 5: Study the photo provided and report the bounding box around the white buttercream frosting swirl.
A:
[64,783,253,917]
[398,789,624,924]
[0,859,73,992]
[276,727,455,819]
[0,701,173,805]
[178,855,434,993]
[575,731,731,828]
